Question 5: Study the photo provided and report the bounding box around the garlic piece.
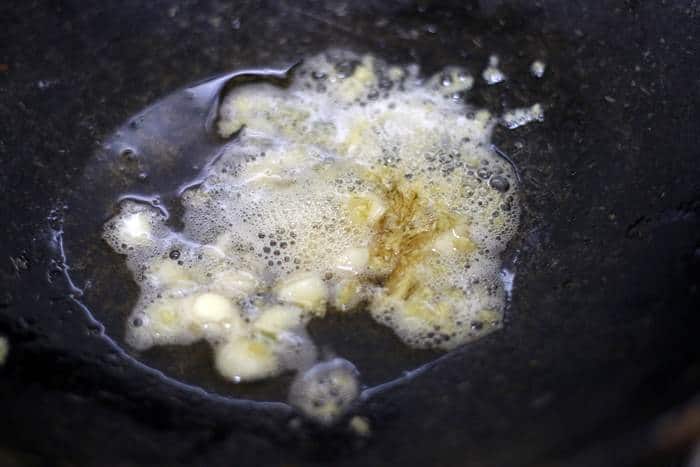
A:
[254,305,305,335]
[347,193,386,225]
[191,293,240,326]
[211,269,259,299]
[275,272,328,315]
[431,225,476,255]
[335,247,369,275]
[215,337,279,382]
[142,297,197,345]
[148,260,195,288]
[332,278,364,311]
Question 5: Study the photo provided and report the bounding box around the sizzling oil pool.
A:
[90,50,522,424]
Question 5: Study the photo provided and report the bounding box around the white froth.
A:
[103,50,521,384]
[289,358,360,425]
[501,103,545,129]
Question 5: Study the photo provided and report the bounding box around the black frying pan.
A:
[1,1,699,466]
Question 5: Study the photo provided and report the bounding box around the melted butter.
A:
[103,50,521,390]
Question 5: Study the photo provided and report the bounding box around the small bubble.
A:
[489,176,510,192]
[169,250,181,260]
[120,148,136,159]
[335,60,357,78]
[477,167,492,179]
[378,78,393,90]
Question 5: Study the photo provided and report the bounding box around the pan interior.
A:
[67,50,527,402]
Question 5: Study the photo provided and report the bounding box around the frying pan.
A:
[1,1,699,466]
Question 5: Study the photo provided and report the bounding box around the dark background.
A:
[0,1,699,466]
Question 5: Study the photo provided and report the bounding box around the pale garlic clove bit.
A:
[274,272,328,315]
[347,193,386,225]
[190,293,242,328]
[253,305,306,335]
[215,337,279,382]
[334,247,369,275]
[331,278,365,311]
[211,269,259,299]
[139,296,197,346]
[431,225,476,256]
[147,260,195,288]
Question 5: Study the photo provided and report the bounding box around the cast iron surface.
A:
[1,1,699,466]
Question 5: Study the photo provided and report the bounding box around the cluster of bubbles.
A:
[289,358,360,426]
[103,51,522,417]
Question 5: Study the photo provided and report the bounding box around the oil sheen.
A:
[102,50,521,387]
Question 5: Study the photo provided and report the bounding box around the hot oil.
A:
[67,67,307,401]
[67,50,528,413]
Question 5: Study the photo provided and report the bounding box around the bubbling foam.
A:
[103,50,520,388]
